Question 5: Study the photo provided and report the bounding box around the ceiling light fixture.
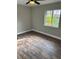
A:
[26,0,40,5]
[30,1,35,4]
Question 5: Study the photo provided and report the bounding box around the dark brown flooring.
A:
[17,31,61,59]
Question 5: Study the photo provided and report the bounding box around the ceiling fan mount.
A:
[26,0,44,5]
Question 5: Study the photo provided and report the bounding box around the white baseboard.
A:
[17,30,32,35]
[32,29,61,40]
[17,29,61,40]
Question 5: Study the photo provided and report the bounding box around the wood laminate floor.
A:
[17,31,61,59]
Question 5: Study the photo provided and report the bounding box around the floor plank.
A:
[17,31,61,59]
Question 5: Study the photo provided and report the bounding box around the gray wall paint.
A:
[17,5,31,34]
[17,2,61,38]
[32,2,61,37]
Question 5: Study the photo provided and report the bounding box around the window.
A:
[44,9,61,28]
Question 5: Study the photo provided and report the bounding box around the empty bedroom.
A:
[17,0,61,59]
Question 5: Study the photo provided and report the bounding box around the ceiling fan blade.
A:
[26,1,30,4]
[35,1,40,5]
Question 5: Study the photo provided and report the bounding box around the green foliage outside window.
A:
[44,9,61,28]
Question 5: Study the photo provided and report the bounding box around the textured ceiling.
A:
[17,0,61,6]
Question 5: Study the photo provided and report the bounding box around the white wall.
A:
[17,2,61,39]
[17,5,32,34]
[32,2,61,38]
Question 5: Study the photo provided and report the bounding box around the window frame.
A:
[44,9,61,28]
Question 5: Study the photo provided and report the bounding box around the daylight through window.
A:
[44,9,61,28]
